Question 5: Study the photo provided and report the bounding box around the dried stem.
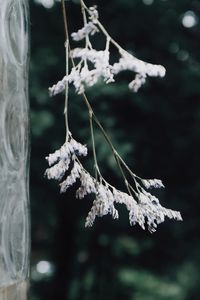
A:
[61,0,69,41]
[60,0,142,195]
[45,0,182,232]
[89,110,99,180]
[80,0,124,52]
[81,1,93,49]
[64,39,69,139]
[61,0,70,139]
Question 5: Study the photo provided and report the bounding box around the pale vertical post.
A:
[0,0,30,299]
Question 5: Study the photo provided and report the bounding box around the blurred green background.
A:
[29,0,200,299]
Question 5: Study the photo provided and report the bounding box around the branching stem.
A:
[89,110,99,180]
[64,39,69,139]
[61,0,138,195]
[61,0,69,41]
[61,0,70,139]
[80,0,124,52]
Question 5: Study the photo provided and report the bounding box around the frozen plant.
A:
[45,0,182,232]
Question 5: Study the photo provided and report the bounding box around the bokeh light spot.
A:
[182,11,198,28]
[36,261,53,274]
[177,50,189,61]
[143,0,154,5]
[169,43,179,54]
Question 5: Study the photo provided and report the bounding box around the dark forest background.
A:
[30,0,200,299]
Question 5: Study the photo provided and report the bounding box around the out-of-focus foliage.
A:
[30,0,200,299]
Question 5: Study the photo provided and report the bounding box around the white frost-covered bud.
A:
[59,161,82,193]
[112,51,166,92]
[45,137,88,192]
[76,171,97,199]
[85,184,119,227]
[88,6,99,24]
[45,159,70,181]
[45,141,72,166]
[70,138,88,156]
[49,76,67,96]
[142,179,165,189]
[128,74,146,92]
[137,190,182,232]
[85,202,98,227]
[71,22,98,41]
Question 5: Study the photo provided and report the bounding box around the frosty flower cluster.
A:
[49,44,114,96]
[71,22,98,41]
[49,5,166,96]
[113,51,166,92]
[45,135,87,193]
[46,1,182,233]
[45,137,182,232]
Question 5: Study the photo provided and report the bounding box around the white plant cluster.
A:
[45,0,182,232]
[49,5,166,96]
[45,135,182,232]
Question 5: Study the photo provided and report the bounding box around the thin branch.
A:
[61,0,139,194]
[64,39,69,139]
[61,0,69,41]
[61,0,70,139]
[89,110,99,180]
[80,0,124,52]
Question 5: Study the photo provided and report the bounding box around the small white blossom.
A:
[113,51,166,77]
[49,76,67,96]
[70,137,88,156]
[113,188,140,226]
[142,179,165,189]
[80,65,99,86]
[45,136,87,167]
[138,191,182,233]
[112,51,166,91]
[88,6,99,24]
[85,184,119,227]
[128,74,146,92]
[76,170,97,199]
[45,159,70,181]
[60,161,82,193]
[71,47,114,90]
[45,143,71,167]
[71,22,98,41]
[49,47,114,95]
[68,67,85,94]
[45,136,87,190]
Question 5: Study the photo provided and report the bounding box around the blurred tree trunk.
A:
[0,0,30,299]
